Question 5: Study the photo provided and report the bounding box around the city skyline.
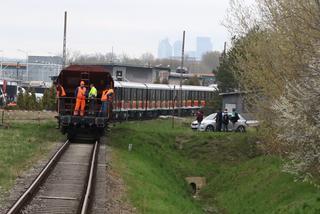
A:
[158,36,213,60]
[0,0,255,59]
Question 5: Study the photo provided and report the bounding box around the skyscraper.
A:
[158,38,172,59]
[173,40,182,57]
[196,37,213,60]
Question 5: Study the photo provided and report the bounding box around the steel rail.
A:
[7,140,70,214]
[80,140,99,214]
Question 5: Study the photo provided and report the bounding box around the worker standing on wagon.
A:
[54,81,66,114]
[100,84,114,117]
[74,81,87,116]
[88,83,97,115]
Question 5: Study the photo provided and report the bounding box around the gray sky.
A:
[0,0,254,59]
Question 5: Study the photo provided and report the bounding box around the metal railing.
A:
[57,97,112,118]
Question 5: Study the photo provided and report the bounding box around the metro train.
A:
[57,65,216,141]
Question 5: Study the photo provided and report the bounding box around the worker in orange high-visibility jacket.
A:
[100,84,114,117]
[54,81,66,114]
[74,81,87,116]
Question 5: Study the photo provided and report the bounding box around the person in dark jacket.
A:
[196,110,204,130]
[230,108,240,131]
[215,109,223,132]
[222,109,229,132]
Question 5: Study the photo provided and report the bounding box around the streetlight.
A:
[17,49,28,81]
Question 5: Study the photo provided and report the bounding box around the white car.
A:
[191,113,250,132]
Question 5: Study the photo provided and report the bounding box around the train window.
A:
[151,89,155,100]
[132,88,137,100]
[142,89,147,101]
[210,92,214,100]
[205,92,209,100]
[125,88,130,100]
[185,91,188,100]
[116,88,120,100]
[164,90,167,100]
[156,90,160,101]
[193,91,198,100]
[137,89,141,100]
[166,90,170,100]
[200,91,204,100]
[181,91,185,100]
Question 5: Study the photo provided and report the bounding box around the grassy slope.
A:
[110,119,320,214]
[0,121,63,192]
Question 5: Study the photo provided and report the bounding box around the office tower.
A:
[157,38,172,59]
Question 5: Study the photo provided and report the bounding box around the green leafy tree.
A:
[41,86,56,110]
[17,91,25,109]
[29,90,38,110]
[215,40,241,93]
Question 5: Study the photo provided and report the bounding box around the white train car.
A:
[112,81,216,120]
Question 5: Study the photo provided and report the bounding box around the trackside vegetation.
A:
[110,119,320,214]
[0,122,62,195]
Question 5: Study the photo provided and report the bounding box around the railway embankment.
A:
[0,120,63,207]
[110,119,320,213]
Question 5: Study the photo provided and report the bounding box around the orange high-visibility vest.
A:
[106,89,114,101]
[101,89,114,101]
[56,85,66,97]
[101,89,108,101]
[77,86,86,100]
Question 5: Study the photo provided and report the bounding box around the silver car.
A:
[191,113,248,132]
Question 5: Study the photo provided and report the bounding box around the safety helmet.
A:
[80,81,85,85]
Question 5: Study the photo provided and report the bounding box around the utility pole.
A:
[62,11,67,68]
[179,30,186,117]
[111,46,114,64]
[16,62,20,80]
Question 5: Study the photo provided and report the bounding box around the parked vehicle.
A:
[191,113,250,132]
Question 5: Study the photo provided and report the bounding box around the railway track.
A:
[6,140,100,214]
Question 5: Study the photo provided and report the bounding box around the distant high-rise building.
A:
[173,40,182,57]
[196,37,213,60]
[157,38,172,59]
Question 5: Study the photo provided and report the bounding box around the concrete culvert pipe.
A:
[190,182,197,195]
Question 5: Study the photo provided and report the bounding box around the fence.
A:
[0,109,57,126]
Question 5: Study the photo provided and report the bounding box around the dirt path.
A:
[105,145,136,214]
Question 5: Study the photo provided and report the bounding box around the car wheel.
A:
[237,126,246,133]
[205,125,214,132]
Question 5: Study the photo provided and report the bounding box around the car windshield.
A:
[203,113,216,120]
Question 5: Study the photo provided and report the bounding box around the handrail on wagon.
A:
[56,96,112,117]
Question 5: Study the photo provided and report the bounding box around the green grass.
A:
[0,121,63,193]
[110,119,320,214]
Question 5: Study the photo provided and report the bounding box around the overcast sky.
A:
[0,0,254,59]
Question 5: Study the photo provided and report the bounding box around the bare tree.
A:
[227,0,320,177]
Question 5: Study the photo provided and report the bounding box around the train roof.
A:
[180,85,217,92]
[115,81,146,89]
[145,83,171,90]
[114,81,216,91]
